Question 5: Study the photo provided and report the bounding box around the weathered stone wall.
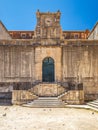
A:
[31,83,65,97]
[60,90,84,104]
[12,90,38,105]
[0,46,35,83]
[63,46,93,80]
[62,46,98,100]
[0,46,62,83]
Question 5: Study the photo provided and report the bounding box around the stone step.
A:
[28,101,64,104]
[38,97,58,100]
[58,91,68,99]
[23,97,65,108]
[92,100,98,103]
[31,103,63,106]
[87,100,98,104]
[88,102,98,106]
[29,101,64,105]
[87,103,98,109]
[34,98,60,101]
[38,102,62,104]
[28,103,63,106]
[32,101,62,103]
[24,103,65,108]
[34,99,61,102]
[87,100,98,109]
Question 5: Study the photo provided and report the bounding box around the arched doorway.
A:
[42,57,55,82]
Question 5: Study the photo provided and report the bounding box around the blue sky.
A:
[0,0,98,31]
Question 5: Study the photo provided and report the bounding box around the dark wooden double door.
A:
[42,57,55,82]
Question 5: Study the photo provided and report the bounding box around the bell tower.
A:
[34,10,62,39]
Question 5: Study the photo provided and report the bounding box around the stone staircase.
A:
[30,83,65,97]
[58,91,68,99]
[87,99,98,109]
[23,97,65,108]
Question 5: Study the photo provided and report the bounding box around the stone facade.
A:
[0,11,98,105]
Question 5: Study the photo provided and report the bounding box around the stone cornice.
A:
[0,39,98,46]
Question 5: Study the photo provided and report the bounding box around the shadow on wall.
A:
[0,92,12,106]
[0,84,13,105]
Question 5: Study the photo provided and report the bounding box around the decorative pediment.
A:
[0,21,12,40]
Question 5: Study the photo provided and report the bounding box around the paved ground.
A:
[0,106,98,130]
